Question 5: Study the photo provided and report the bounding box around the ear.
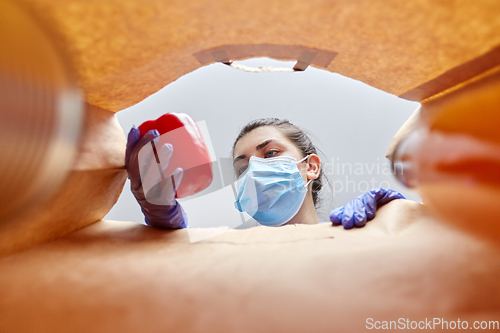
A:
[306,154,321,181]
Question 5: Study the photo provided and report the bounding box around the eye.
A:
[237,165,248,178]
[265,149,279,158]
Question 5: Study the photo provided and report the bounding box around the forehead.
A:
[233,126,295,157]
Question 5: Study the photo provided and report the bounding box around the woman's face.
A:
[233,126,307,180]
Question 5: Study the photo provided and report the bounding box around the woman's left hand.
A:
[330,188,405,229]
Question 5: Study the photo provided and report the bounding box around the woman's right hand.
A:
[125,126,188,229]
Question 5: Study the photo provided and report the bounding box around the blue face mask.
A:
[234,155,312,227]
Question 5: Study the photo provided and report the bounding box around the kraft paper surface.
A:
[0,104,127,258]
[0,200,499,332]
[21,0,500,111]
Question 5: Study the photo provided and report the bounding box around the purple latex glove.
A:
[125,126,188,229]
[329,188,405,229]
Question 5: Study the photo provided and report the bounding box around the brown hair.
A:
[232,118,324,206]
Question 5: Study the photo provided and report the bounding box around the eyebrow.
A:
[233,138,280,165]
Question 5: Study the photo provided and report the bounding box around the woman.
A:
[125,118,404,229]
